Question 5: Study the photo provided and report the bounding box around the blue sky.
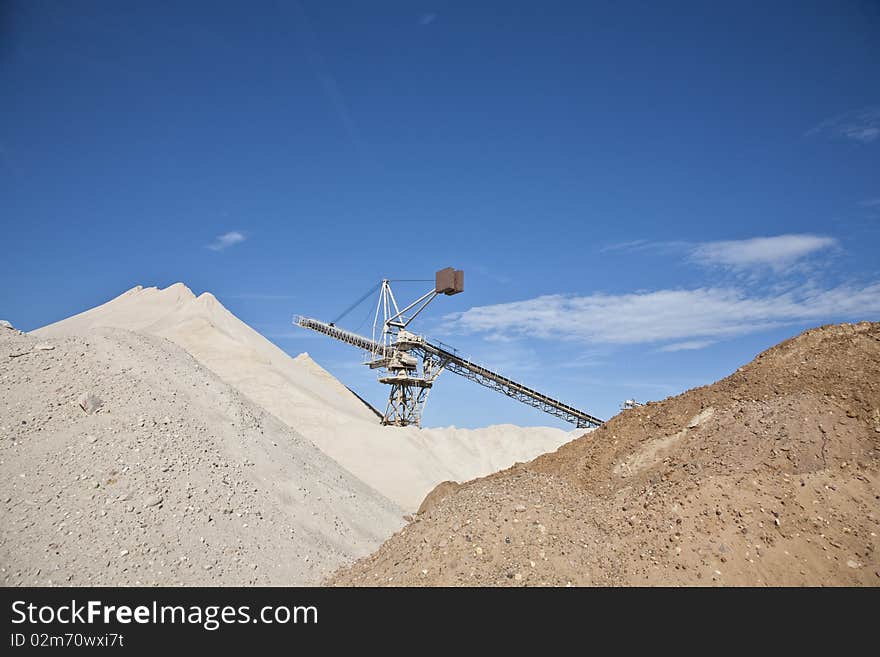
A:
[2,1,879,428]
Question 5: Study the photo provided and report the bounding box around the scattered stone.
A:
[514,504,527,513]
[0,320,14,330]
[143,494,163,508]
[77,393,103,415]
[119,549,129,557]
[847,560,863,569]
[33,343,55,351]
[687,407,715,429]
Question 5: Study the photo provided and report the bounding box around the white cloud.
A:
[599,235,836,274]
[444,282,880,348]
[419,13,437,26]
[207,231,247,252]
[807,107,880,143]
[859,198,880,208]
[659,339,716,352]
[690,234,837,273]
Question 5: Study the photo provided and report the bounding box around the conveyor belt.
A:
[418,341,603,428]
[296,316,385,354]
[294,316,603,428]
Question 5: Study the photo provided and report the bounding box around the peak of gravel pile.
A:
[332,322,880,586]
[0,327,403,586]
[35,283,380,424]
[34,283,577,511]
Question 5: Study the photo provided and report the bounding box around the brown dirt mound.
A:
[330,322,880,586]
[417,481,461,515]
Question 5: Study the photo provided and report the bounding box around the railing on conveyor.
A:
[294,315,603,429]
[295,316,384,354]
[418,341,603,428]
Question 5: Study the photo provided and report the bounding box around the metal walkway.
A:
[296,316,385,354]
[295,316,603,428]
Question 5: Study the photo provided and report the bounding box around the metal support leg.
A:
[381,383,430,427]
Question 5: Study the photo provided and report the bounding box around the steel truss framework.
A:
[380,380,431,427]
[295,269,602,428]
[295,311,603,429]
[420,351,601,429]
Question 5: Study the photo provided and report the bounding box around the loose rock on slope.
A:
[0,327,403,586]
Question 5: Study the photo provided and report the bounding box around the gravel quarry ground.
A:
[0,324,403,586]
[8,283,875,588]
[331,322,880,586]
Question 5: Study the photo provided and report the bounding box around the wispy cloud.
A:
[556,350,607,369]
[207,231,247,252]
[599,239,650,253]
[659,339,716,352]
[601,234,837,275]
[419,13,437,26]
[444,282,880,349]
[690,234,837,273]
[807,107,880,143]
[859,198,880,208]
[599,239,688,255]
[286,1,367,163]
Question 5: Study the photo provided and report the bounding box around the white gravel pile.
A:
[0,327,403,586]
